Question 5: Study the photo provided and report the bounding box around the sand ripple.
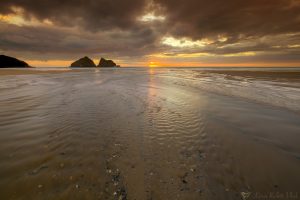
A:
[0,68,300,199]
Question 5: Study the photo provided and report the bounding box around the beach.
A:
[0,68,299,200]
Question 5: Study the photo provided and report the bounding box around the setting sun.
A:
[149,61,159,67]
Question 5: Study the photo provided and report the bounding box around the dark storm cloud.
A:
[0,0,167,60]
[3,0,298,36]
[0,0,300,64]
[153,0,300,39]
[0,22,161,60]
[0,0,147,30]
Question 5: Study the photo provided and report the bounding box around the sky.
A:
[0,0,300,67]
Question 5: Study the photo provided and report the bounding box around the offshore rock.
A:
[70,56,96,67]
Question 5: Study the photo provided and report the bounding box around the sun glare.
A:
[149,61,159,67]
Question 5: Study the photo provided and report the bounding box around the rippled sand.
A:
[0,68,300,200]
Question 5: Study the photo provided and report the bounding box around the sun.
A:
[149,61,159,67]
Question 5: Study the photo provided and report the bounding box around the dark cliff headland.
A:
[0,55,30,68]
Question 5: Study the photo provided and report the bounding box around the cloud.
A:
[0,21,162,60]
[0,0,300,66]
[0,0,147,31]
[153,0,300,39]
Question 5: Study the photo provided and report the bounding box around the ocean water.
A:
[0,67,300,200]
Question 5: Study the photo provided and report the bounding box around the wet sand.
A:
[206,70,300,83]
[0,68,73,76]
[0,68,300,200]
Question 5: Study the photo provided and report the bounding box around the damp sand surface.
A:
[0,68,76,76]
[0,68,300,200]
